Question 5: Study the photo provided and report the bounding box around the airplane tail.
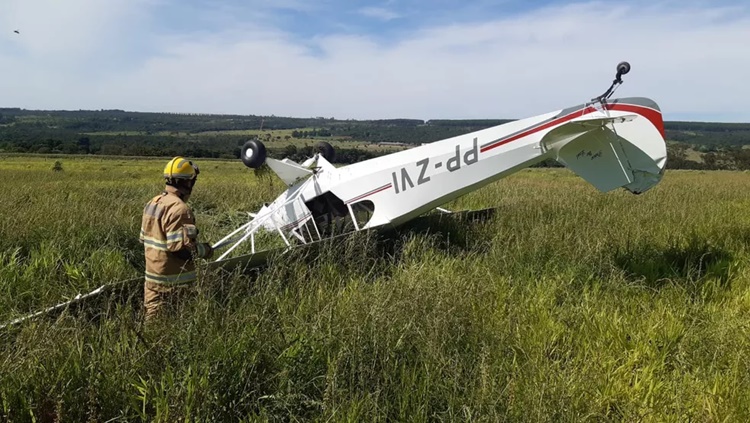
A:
[541,98,667,194]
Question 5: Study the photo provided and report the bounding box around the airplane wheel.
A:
[241,139,267,168]
[315,141,335,162]
[617,61,631,76]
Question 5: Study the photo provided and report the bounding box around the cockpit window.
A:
[302,193,376,237]
[304,191,353,236]
[350,200,375,228]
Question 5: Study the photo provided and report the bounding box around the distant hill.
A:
[664,121,750,149]
[1,108,749,169]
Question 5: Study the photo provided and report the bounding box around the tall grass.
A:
[1,156,750,421]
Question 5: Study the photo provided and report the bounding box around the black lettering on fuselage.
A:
[392,138,481,194]
[447,145,461,172]
[400,167,415,191]
[464,138,478,165]
[416,158,430,185]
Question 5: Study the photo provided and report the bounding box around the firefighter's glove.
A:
[196,242,213,259]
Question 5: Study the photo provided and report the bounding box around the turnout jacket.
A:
[139,186,209,286]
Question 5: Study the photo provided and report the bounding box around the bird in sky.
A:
[13,30,19,34]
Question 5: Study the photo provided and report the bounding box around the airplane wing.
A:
[266,158,313,186]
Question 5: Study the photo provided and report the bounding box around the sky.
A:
[0,0,748,122]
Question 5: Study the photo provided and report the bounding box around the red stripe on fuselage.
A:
[480,106,597,153]
[282,213,312,230]
[604,103,665,139]
[480,103,664,153]
[346,183,392,204]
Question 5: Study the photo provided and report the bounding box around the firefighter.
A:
[139,157,213,320]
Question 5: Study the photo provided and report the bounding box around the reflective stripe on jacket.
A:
[139,186,199,286]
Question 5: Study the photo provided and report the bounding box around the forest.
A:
[1,108,748,168]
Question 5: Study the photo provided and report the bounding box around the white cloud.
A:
[1,1,749,121]
[358,6,403,21]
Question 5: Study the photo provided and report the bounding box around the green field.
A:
[82,128,410,153]
[2,156,750,421]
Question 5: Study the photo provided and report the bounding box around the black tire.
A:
[240,139,267,168]
[616,61,631,76]
[315,141,335,162]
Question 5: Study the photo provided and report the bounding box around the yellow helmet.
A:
[163,157,200,182]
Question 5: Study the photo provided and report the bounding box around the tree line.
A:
[1,108,749,168]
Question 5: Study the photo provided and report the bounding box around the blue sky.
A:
[1,0,749,122]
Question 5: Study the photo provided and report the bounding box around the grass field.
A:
[83,128,317,137]
[1,155,750,421]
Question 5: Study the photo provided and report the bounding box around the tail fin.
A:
[541,100,667,194]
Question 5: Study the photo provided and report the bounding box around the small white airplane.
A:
[212,61,667,261]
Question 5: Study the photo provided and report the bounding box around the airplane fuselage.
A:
[251,97,666,237]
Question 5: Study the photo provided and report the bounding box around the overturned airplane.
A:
[213,61,667,260]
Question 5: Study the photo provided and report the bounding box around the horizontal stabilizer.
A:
[266,158,313,186]
[572,114,638,127]
[554,127,634,192]
[542,113,666,194]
